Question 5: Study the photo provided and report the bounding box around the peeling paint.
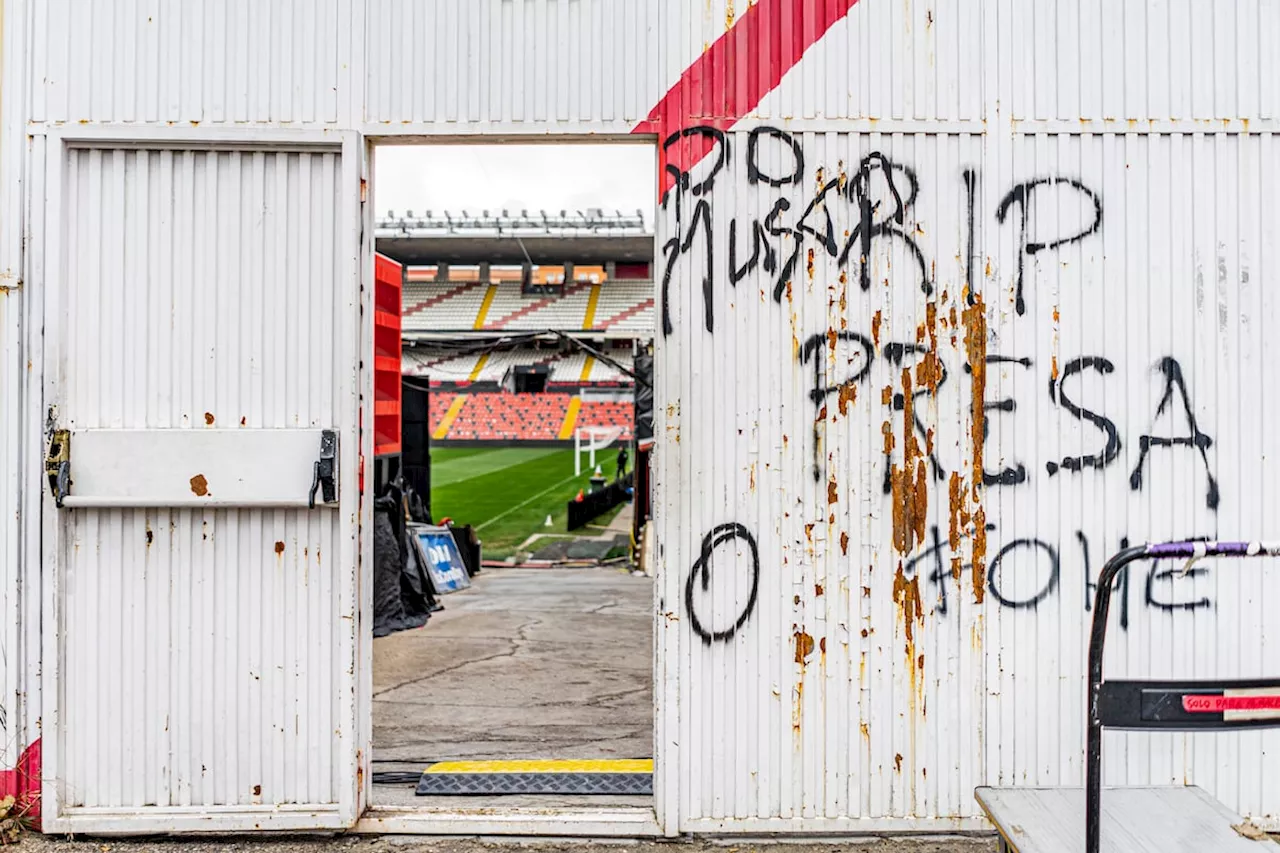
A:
[893,564,924,644]
[962,294,988,601]
[890,368,927,554]
[794,630,815,664]
[838,382,857,415]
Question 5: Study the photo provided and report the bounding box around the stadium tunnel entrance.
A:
[364,140,660,818]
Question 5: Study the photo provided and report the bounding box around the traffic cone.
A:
[593,464,603,477]
[575,489,585,502]
[544,514,553,527]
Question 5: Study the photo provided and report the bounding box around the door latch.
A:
[46,429,71,508]
[309,429,339,509]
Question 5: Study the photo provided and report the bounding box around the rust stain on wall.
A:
[840,531,849,555]
[815,583,825,597]
[871,310,883,347]
[893,564,924,644]
[794,630,815,664]
[916,301,943,393]
[189,474,209,497]
[828,477,839,504]
[962,294,988,601]
[890,368,928,554]
[807,247,816,279]
[838,382,857,415]
[881,385,893,406]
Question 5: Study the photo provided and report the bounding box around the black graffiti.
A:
[1047,357,1122,475]
[660,124,1104,337]
[987,538,1060,608]
[660,127,727,335]
[662,125,729,199]
[686,523,761,645]
[838,154,931,296]
[1129,357,1220,510]
[1145,561,1213,612]
[881,342,948,493]
[747,126,804,187]
[962,167,978,305]
[897,528,1213,629]
[979,355,1031,487]
[996,178,1103,315]
[1080,531,1130,631]
[801,330,875,481]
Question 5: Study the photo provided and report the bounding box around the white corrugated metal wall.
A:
[0,0,1277,835]
[652,0,1280,833]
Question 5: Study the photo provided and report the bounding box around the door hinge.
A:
[309,429,339,509]
[45,429,71,507]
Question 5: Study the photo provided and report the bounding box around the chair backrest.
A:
[1086,540,1280,853]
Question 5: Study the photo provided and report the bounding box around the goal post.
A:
[575,425,625,476]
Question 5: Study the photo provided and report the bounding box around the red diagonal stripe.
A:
[633,0,861,195]
[1182,694,1280,714]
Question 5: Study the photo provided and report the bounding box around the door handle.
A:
[46,429,71,508]
[309,429,339,509]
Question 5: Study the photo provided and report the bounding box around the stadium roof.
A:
[374,208,655,265]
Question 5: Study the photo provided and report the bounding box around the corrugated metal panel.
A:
[363,0,659,130]
[0,0,31,786]
[1009,0,1280,122]
[29,0,358,126]
[48,146,352,813]
[0,284,18,773]
[655,121,1280,829]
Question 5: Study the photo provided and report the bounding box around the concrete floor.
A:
[372,566,653,809]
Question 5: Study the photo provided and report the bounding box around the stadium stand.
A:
[590,282,654,332]
[402,279,653,333]
[425,391,634,443]
[547,351,590,384]
[491,283,594,330]
[578,400,634,439]
[402,281,488,332]
[406,344,637,388]
[444,393,572,441]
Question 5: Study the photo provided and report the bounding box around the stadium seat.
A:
[402,279,655,334]
[577,399,634,441]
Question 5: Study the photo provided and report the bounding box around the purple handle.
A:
[1144,540,1280,559]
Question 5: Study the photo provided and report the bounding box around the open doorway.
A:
[366,141,657,813]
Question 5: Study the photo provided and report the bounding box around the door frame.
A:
[34,126,368,834]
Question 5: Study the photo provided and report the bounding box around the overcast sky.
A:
[374,144,656,224]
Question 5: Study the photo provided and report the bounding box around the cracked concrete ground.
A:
[27,567,995,850]
[24,837,996,853]
[372,566,653,809]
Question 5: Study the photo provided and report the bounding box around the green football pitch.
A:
[430,446,623,559]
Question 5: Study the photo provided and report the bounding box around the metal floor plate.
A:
[416,760,653,796]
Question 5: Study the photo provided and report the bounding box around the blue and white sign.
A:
[409,524,472,594]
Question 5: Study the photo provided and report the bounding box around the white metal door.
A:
[39,132,363,832]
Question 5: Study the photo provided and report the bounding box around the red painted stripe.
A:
[633,0,861,195]
[0,738,41,830]
[1182,694,1280,714]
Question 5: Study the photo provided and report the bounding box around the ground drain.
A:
[416,759,653,796]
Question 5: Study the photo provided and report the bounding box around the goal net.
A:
[575,425,625,477]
